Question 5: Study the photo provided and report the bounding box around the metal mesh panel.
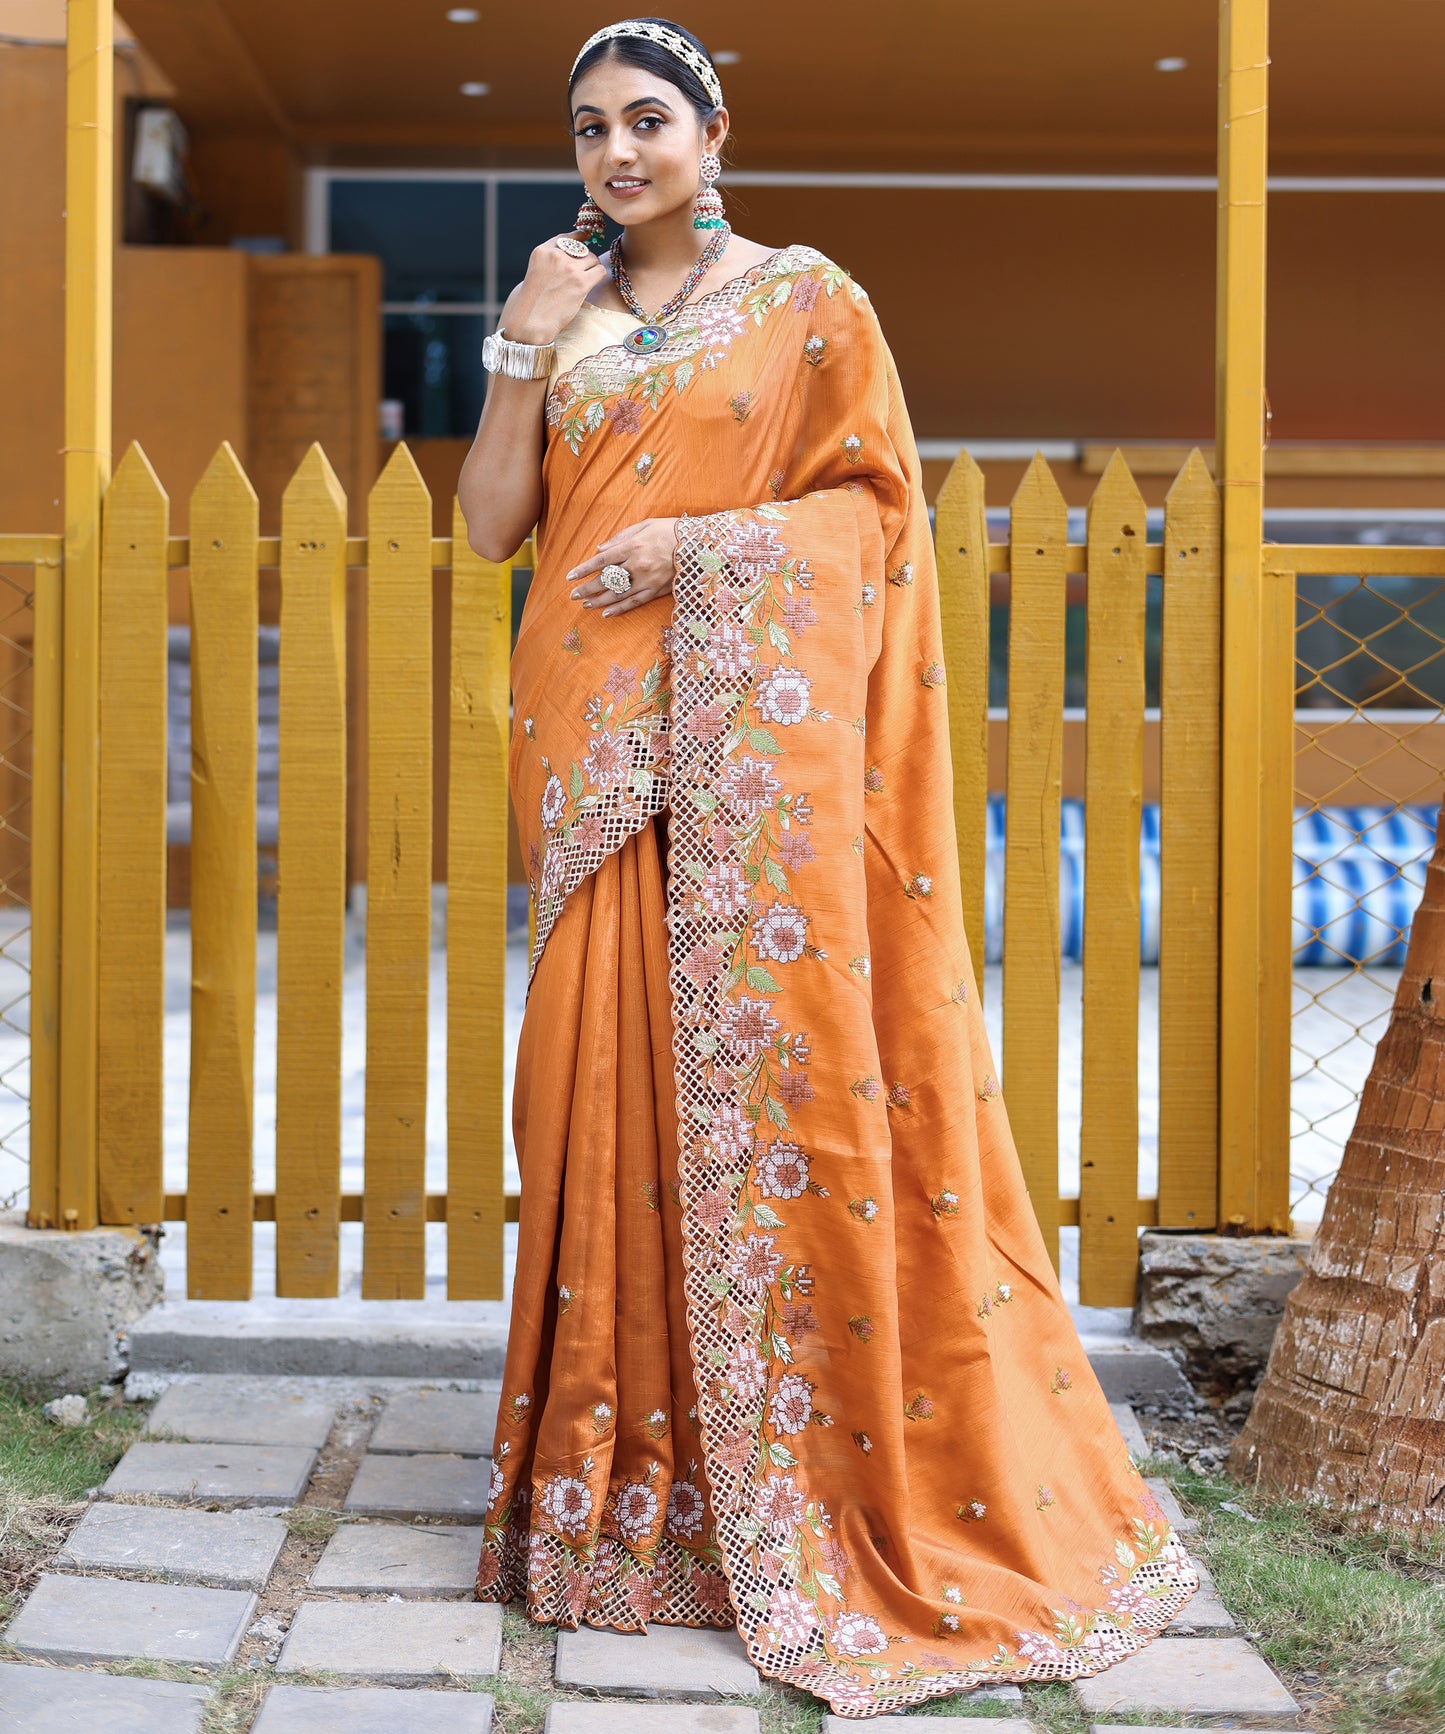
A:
[0,565,34,1212]
[1291,561,1445,1221]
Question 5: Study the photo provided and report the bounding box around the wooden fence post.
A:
[1216,0,1291,1231]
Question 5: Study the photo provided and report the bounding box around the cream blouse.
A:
[546,301,638,392]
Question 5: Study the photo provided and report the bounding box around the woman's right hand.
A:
[504,231,609,345]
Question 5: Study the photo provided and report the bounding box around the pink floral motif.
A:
[723,522,788,583]
[719,754,783,819]
[538,1473,593,1537]
[728,1233,783,1300]
[777,829,816,870]
[757,1473,807,1537]
[752,903,809,963]
[540,774,566,831]
[756,667,811,727]
[766,1584,817,1646]
[767,1373,814,1435]
[718,995,781,1064]
[754,1140,810,1199]
[582,729,631,787]
[725,1340,767,1402]
[665,1478,706,1539]
[710,620,756,681]
[702,860,750,919]
[831,1610,888,1657]
[791,274,821,312]
[605,397,643,436]
[615,1478,659,1542]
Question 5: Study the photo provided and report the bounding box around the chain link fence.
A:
[0,563,34,1212]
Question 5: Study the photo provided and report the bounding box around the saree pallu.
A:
[478,244,1199,1719]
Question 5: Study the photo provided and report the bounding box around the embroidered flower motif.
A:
[752,903,809,964]
[851,1429,874,1454]
[581,728,631,788]
[725,1341,767,1403]
[539,774,566,831]
[727,1233,782,1300]
[848,1314,875,1342]
[634,451,655,483]
[605,397,643,436]
[665,1477,706,1538]
[860,581,878,608]
[848,1196,879,1223]
[1108,1580,1150,1619]
[557,1282,575,1315]
[523,715,535,738]
[1036,1484,1057,1510]
[754,1140,810,1199]
[848,954,871,978]
[615,1478,659,1542]
[803,333,828,365]
[709,620,755,682]
[757,1473,807,1537]
[1051,1366,1073,1394]
[718,995,781,1064]
[943,1584,965,1604]
[841,433,864,465]
[886,1081,911,1109]
[930,1189,960,1217]
[719,753,783,819]
[905,872,934,899]
[977,1290,993,1319]
[561,626,582,655]
[995,1281,1013,1303]
[863,765,884,793]
[756,666,812,727]
[791,274,821,312]
[767,1373,814,1435]
[933,1611,960,1634]
[702,859,750,920]
[589,1400,614,1434]
[728,389,752,422]
[951,978,970,1005]
[504,1391,531,1425]
[957,1498,987,1522]
[486,1460,505,1510]
[539,1473,593,1537]
[888,560,914,586]
[644,1406,669,1439]
[977,1073,1001,1101]
[766,1584,817,1646]
[903,1392,934,1421]
[640,1180,659,1212]
[694,303,746,360]
[722,521,787,583]
[921,660,947,687]
[831,1610,888,1656]
[767,466,786,498]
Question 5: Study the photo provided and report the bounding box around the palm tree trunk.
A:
[1227,806,1445,1533]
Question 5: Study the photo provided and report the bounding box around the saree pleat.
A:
[478,243,1200,1720]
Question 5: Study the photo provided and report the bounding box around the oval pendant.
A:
[623,324,666,355]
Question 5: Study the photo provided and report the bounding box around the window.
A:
[315,171,607,440]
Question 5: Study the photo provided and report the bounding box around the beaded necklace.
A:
[610,223,733,356]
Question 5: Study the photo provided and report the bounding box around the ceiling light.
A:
[713,50,741,66]
[460,81,491,96]
[1154,56,1188,72]
[447,8,480,20]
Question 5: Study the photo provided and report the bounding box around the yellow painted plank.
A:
[445,499,513,1301]
[275,446,349,1297]
[1258,559,1295,1232]
[185,444,260,1298]
[1002,455,1068,1267]
[59,0,115,1230]
[1078,452,1148,1306]
[96,443,167,1226]
[28,539,63,1227]
[934,451,990,1003]
[1158,451,1222,1229]
[1216,0,1274,1230]
[361,447,433,1300]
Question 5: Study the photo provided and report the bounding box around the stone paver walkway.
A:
[0,1378,1302,1731]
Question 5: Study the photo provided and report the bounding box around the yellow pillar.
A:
[1215,0,1291,1232]
[59,0,114,1228]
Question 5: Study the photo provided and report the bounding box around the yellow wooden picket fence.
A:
[13,435,1242,1307]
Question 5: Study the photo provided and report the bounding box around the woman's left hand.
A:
[566,517,680,617]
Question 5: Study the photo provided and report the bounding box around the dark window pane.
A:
[331,180,488,303]
[383,310,490,439]
[496,181,611,296]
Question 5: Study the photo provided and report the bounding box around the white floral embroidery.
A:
[539,773,566,831]
[756,666,811,727]
[666,1479,706,1539]
[767,1372,814,1435]
[615,1479,659,1542]
[753,1140,810,1200]
[539,1474,593,1537]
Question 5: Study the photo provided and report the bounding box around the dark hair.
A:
[568,17,723,128]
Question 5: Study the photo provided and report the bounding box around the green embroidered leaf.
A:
[673,361,694,394]
[1114,1539,1136,1570]
[747,728,782,754]
[692,1029,719,1057]
[754,503,787,521]
[766,619,792,655]
[687,617,711,642]
[629,767,653,796]
[763,857,789,894]
[568,764,583,801]
[814,1570,843,1600]
[770,1330,793,1364]
[745,964,780,992]
[583,400,607,432]
[752,1202,785,1229]
[743,862,761,884]
[762,1095,790,1129]
[767,1440,798,1468]
[691,788,719,813]
[640,661,660,699]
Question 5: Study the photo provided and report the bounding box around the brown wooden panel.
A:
[96,443,168,1226]
[361,446,432,1299]
[275,444,349,1296]
[186,442,260,1298]
[1078,452,1148,1306]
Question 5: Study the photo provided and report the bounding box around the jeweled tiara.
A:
[570,20,724,108]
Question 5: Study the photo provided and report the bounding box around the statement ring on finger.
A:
[599,563,633,594]
[555,236,591,258]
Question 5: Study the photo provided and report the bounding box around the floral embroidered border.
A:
[662,506,1202,1719]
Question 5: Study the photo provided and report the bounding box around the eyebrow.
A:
[572,96,677,120]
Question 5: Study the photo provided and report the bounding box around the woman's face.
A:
[570,56,726,228]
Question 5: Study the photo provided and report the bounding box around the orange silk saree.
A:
[477,243,1199,1719]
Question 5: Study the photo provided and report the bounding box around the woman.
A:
[457,16,1198,1720]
